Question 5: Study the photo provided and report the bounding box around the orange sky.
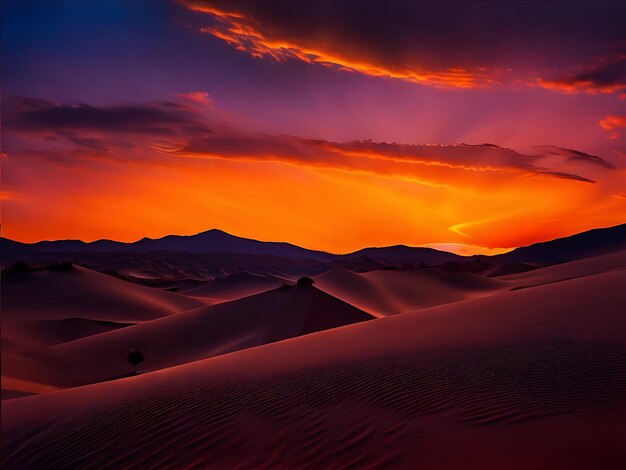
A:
[4,130,625,254]
[3,0,625,255]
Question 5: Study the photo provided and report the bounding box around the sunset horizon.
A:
[11,222,626,257]
[2,1,626,468]
[3,0,625,254]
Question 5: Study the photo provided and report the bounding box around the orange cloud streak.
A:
[599,115,626,130]
[535,55,626,95]
[537,79,625,95]
[599,114,626,140]
[183,2,497,89]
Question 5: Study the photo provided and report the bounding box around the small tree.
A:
[127,348,145,375]
[297,276,314,286]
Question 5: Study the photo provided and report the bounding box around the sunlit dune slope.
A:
[497,250,626,289]
[314,267,503,316]
[2,267,626,469]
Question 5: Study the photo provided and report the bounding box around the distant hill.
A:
[496,223,626,264]
[4,229,336,262]
[2,223,625,270]
[341,245,463,266]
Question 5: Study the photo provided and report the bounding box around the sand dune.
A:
[9,318,133,348]
[185,271,288,303]
[483,261,538,277]
[2,265,204,325]
[2,268,625,468]
[1,377,59,401]
[314,267,503,316]
[2,285,374,388]
[7,250,322,282]
[1,265,207,385]
[498,250,626,289]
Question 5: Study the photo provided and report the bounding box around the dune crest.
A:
[3,284,374,388]
[315,267,503,316]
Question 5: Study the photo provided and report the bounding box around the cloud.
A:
[3,96,219,162]
[599,114,626,140]
[533,146,616,170]
[5,95,616,187]
[181,0,626,90]
[174,134,610,184]
[178,91,215,106]
[537,55,626,94]
[6,96,210,137]
[599,115,626,130]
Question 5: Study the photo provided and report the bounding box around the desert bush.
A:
[297,276,314,286]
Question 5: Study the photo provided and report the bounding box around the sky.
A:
[2,0,625,254]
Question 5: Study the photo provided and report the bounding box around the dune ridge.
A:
[3,285,374,388]
[315,267,503,316]
[185,271,288,303]
[2,265,204,324]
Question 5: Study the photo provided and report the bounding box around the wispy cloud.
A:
[181,1,626,92]
[6,96,209,136]
[537,55,626,94]
[6,95,615,186]
[599,114,626,140]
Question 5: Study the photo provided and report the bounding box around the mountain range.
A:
[2,223,625,268]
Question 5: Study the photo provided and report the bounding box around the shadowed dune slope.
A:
[2,268,626,469]
[185,271,288,303]
[1,265,207,363]
[484,261,538,277]
[2,285,374,388]
[314,267,503,316]
[2,265,204,324]
[8,318,134,348]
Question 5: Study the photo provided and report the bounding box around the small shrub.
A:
[297,276,314,286]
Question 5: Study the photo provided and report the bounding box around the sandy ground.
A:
[2,251,625,468]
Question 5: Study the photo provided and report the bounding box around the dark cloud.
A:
[176,134,608,184]
[6,96,614,185]
[6,96,210,136]
[535,146,617,170]
[182,0,626,88]
[538,55,626,94]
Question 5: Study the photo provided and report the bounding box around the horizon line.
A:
[4,222,625,257]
